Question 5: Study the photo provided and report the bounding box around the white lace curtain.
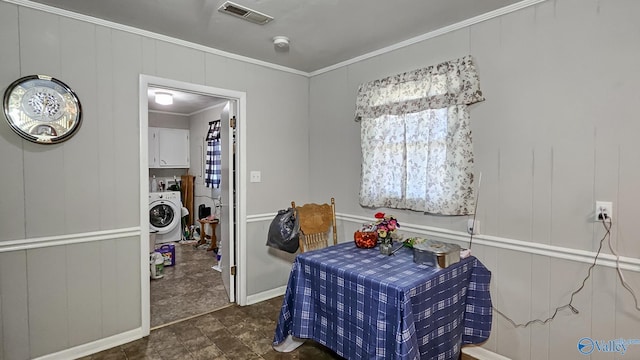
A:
[355,55,484,215]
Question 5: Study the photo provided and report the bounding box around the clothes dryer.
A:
[149,191,182,244]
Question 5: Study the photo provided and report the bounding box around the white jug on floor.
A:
[150,252,164,279]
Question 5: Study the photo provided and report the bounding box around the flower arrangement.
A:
[374,212,400,240]
[353,212,402,250]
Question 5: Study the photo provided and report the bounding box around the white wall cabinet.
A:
[149,127,190,168]
[148,127,159,167]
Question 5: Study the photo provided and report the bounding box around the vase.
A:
[379,236,393,255]
[354,231,377,249]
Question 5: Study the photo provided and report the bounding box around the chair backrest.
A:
[291,197,337,253]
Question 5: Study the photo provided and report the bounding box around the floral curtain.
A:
[355,55,484,215]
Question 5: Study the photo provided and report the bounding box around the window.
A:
[355,56,484,215]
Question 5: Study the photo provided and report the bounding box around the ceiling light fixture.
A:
[155,92,173,105]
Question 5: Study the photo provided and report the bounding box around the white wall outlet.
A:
[595,201,613,221]
[250,170,261,183]
[467,219,480,235]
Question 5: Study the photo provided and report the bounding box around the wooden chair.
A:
[291,197,337,253]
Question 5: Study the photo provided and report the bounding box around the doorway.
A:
[139,75,247,336]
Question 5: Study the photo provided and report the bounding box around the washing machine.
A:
[149,191,182,244]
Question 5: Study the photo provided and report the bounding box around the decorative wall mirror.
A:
[3,75,82,144]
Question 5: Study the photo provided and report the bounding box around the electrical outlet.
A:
[250,170,261,183]
[595,201,613,221]
[467,219,480,235]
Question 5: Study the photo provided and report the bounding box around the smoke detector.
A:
[273,36,290,49]
[218,1,273,25]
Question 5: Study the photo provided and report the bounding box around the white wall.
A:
[148,111,189,129]
[0,4,143,357]
[308,0,640,359]
[0,1,309,358]
[6,0,639,358]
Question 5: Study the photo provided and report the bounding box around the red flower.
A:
[374,212,385,219]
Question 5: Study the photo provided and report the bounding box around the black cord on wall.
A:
[493,212,639,328]
[468,173,482,249]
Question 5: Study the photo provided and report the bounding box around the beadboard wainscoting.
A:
[3,214,638,359]
[337,215,640,359]
[0,228,143,360]
[247,213,640,359]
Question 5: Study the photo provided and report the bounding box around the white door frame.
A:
[138,74,248,336]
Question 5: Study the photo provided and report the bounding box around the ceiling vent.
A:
[218,1,274,25]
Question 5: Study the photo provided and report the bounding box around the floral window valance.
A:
[354,55,484,215]
[355,55,484,121]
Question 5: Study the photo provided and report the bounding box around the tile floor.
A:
[81,241,342,359]
[150,242,230,328]
[81,292,342,359]
[83,242,475,360]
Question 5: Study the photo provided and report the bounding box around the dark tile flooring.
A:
[81,242,343,359]
[82,296,342,360]
[150,242,231,328]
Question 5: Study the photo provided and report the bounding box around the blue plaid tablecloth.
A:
[273,242,492,360]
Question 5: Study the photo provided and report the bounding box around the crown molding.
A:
[187,102,228,117]
[4,0,547,78]
[2,0,308,77]
[308,0,548,77]
[148,110,190,117]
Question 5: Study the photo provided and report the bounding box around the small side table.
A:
[197,218,219,251]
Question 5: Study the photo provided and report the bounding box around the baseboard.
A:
[32,328,143,360]
[246,285,287,305]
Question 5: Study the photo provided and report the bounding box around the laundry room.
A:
[147,86,232,329]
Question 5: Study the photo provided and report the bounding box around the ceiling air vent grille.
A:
[218,1,274,25]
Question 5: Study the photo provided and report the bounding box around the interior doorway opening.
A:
[139,75,247,336]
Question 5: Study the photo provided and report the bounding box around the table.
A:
[273,242,492,360]
[196,218,219,251]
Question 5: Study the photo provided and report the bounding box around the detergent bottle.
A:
[150,175,158,192]
[150,252,164,279]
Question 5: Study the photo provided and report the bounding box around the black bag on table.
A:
[266,208,300,253]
